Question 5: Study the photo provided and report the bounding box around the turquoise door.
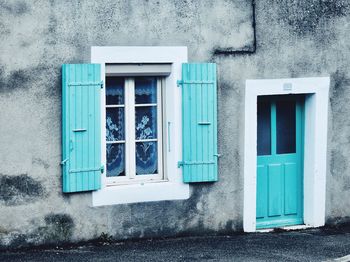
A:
[256,95,304,229]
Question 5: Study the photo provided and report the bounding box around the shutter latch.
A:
[214,153,222,158]
[100,165,104,173]
[198,122,211,125]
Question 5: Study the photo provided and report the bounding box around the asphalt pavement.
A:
[1,225,350,261]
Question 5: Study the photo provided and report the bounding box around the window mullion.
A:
[128,78,136,179]
[124,78,131,179]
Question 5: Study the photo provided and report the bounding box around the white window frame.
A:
[91,46,190,206]
[243,77,330,232]
[105,77,164,185]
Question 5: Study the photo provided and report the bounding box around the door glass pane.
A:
[106,108,124,141]
[106,77,124,105]
[135,77,157,104]
[276,100,296,154]
[106,144,125,177]
[135,106,157,140]
[136,141,158,175]
[257,99,271,156]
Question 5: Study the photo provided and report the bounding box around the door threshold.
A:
[256,224,314,233]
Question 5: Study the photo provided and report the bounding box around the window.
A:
[61,46,217,205]
[105,76,164,184]
[90,46,191,206]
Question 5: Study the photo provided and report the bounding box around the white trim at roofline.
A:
[243,77,330,232]
[91,46,189,206]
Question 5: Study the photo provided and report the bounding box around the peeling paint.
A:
[213,0,257,55]
[330,70,350,108]
[326,216,350,227]
[32,158,50,170]
[0,67,34,93]
[40,213,74,243]
[0,1,29,16]
[0,174,45,205]
[0,213,74,249]
[274,0,350,35]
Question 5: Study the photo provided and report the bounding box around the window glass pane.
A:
[106,144,125,177]
[257,99,271,156]
[136,142,158,175]
[106,108,124,141]
[135,77,157,104]
[135,106,157,140]
[106,77,124,105]
[276,100,296,154]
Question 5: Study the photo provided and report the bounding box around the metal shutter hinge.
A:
[100,165,104,173]
[177,161,183,168]
[177,80,183,87]
[60,158,69,165]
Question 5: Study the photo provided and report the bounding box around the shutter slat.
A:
[209,63,214,181]
[212,63,218,181]
[202,63,208,181]
[183,64,189,181]
[181,63,218,183]
[196,64,202,181]
[62,64,101,193]
[190,64,197,182]
[94,64,101,188]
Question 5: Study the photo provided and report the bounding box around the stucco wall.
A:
[0,0,349,248]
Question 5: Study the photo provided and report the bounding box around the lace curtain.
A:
[106,77,158,176]
[106,144,125,177]
[135,77,158,175]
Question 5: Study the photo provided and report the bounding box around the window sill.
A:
[106,178,169,187]
[92,180,189,206]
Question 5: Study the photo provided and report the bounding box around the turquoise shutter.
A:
[62,64,102,192]
[179,63,218,183]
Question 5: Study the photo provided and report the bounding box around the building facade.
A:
[0,0,349,248]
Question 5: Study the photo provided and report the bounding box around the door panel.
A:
[256,95,304,229]
[256,165,267,219]
[268,164,282,217]
[284,163,298,215]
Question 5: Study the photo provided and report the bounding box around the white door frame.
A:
[243,77,330,232]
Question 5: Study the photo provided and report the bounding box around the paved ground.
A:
[1,226,350,261]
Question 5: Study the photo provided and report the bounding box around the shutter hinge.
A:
[177,80,183,87]
[100,165,104,173]
[180,161,215,165]
[60,158,69,165]
[100,81,104,89]
[177,161,183,168]
[214,153,222,158]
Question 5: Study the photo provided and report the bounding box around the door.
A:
[256,95,304,229]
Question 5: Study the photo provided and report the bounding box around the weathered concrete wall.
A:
[0,0,253,248]
[215,0,350,226]
[0,0,349,248]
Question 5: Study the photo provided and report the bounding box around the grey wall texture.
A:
[0,0,349,248]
